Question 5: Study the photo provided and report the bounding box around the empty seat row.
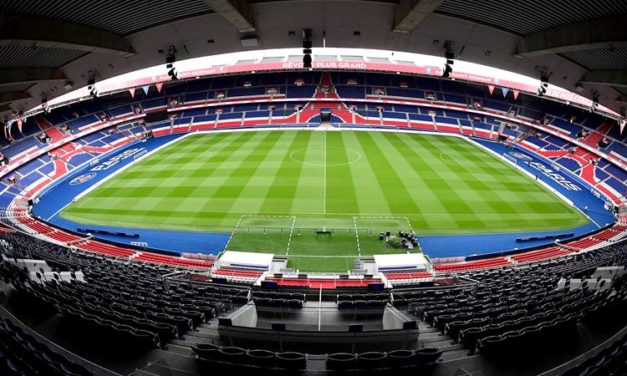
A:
[193,343,307,371]
[192,343,443,371]
[326,348,442,371]
[338,299,388,310]
[254,297,303,309]
[253,290,305,301]
[561,332,627,376]
[0,316,94,376]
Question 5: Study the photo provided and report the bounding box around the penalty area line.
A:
[224,215,245,250]
[403,216,414,232]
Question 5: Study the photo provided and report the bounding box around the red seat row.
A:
[384,271,433,280]
[81,240,136,258]
[511,247,571,263]
[213,268,263,278]
[567,237,603,249]
[46,231,83,243]
[135,253,213,268]
[434,257,511,272]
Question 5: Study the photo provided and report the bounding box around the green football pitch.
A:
[61,130,587,272]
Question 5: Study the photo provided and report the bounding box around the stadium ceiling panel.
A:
[1,0,627,116]
[562,48,627,71]
[204,0,255,33]
[0,90,31,104]
[0,45,85,68]
[0,83,35,94]
[0,14,135,57]
[515,15,627,58]
[393,0,445,33]
[581,70,627,88]
[434,0,627,35]
[0,0,213,35]
[0,67,66,86]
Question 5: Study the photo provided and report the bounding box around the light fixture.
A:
[166,45,178,81]
[303,29,312,69]
[442,63,453,78]
[591,91,600,112]
[40,92,49,114]
[442,42,454,78]
[537,72,549,96]
[87,73,98,98]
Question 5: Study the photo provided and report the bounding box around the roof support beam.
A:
[393,0,444,33]
[0,67,66,87]
[0,14,135,57]
[580,70,627,88]
[0,91,31,105]
[204,0,255,33]
[516,15,627,58]
[615,94,627,103]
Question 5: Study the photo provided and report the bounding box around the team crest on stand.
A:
[509,152,532,162]
[70,173,96,186]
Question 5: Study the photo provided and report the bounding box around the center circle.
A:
[289,147,362,167]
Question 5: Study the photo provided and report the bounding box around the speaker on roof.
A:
[445,51,454,65]
[303,40,313,53]
[303,53,312,68]
[303,32,312,68]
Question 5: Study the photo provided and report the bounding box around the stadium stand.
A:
[0,52,625,375]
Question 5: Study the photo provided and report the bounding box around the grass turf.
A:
[61,130,587,272]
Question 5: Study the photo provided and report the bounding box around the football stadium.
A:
[0,2,626,376]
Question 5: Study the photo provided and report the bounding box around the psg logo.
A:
[508,152,532,162]
[70,173,96,186]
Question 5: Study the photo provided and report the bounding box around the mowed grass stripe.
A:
[256,131,308,213]
[418,135,522,226]
[353,132,422,217]
[427,135,583,221]
[65,132,275,229]
[61,130,587,236]
[393,133,484,229]
[289,131,325,214]
[336,132,392,216]
[384,133,454,230]
[326,132,360,213]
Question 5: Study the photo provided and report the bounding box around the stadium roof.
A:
[1,0,626,118]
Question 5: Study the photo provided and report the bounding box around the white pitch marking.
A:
[224,214,245,250]
[403,216,414,232]
[323,130,327,215]
[353,216,361,257]
[286,215,296,256]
